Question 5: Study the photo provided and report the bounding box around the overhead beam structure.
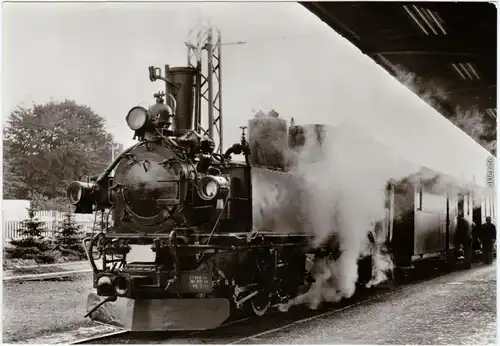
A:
[300,1,497,148]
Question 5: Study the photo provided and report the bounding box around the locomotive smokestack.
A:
[168,66,196,132]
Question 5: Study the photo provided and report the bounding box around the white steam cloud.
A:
[251,114,421,310]
[249,109,488,310]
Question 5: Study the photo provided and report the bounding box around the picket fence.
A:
[3,210,97,246]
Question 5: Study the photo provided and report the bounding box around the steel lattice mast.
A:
[186,26,223,155]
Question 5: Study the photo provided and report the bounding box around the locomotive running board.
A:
[86,291,230,331]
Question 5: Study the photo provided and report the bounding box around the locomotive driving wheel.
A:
[249,249,274,317]
[250,290,270,316]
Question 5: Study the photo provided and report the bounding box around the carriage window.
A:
[465,195,469,215]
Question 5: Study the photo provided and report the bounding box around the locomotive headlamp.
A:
[67,181,97,205]
[96,276,115,296]
[67,181,100,214]
[113,276,129,296]
[197,175,230,201]
[68,183,83,205]
[126,106,149,131]
[97,276,112,289]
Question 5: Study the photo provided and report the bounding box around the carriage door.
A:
[385,183,395,243]
[446,194,450,250]
[457,194,464,218]
[449,194,464,250]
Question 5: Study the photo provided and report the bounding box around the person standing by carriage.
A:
[479,216,496,264]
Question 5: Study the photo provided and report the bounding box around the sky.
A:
[2,1,493,184]
[2,1,386,148]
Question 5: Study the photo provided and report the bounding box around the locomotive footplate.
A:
[86,291,230,331]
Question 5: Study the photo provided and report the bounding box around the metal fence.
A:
[3,210,97,246]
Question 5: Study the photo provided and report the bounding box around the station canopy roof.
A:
[301,2,497,149]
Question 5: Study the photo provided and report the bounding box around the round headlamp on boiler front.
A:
[67,181,97,205]
[126,106,150,131]
[197,175,230,201]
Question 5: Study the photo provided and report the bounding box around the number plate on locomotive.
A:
[180,272,213,293]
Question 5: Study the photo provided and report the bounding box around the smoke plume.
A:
[251,113,421,310]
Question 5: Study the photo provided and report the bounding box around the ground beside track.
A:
[2,273,96,343]
[84,262,496,345]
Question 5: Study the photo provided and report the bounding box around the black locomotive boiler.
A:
[68,65,495,331]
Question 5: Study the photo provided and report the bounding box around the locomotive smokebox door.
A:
[112,143,188,233]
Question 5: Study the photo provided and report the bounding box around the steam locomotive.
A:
[68,65,495,331]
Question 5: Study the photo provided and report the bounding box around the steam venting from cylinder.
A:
[169,66,196,132]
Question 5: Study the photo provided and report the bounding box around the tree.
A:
[3,100,119,201]
[31,194,70,213]
[449,107,497,156]
[393,66,450,114]
[54,212,86,260]
[2,159,27,199]
[6,204,55,263]
[394,66,496,156]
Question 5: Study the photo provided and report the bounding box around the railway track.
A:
[70,330,129,344]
